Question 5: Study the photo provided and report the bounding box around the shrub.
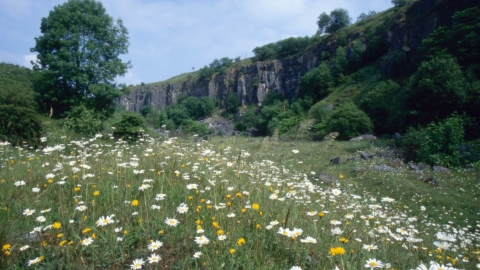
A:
[401,114,465,166]
[298,62,333,102]
[0,105,42,147]
[112,113,147,141]
[65,105,103,137]
[324,102,374,140]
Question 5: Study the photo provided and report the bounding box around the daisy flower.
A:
[81,237,94,246]
[193,251,202,258]
[165,218,179,227]
[176,203,189,214]
[363,244,378,251]
[23,209,35,216]
[194,235,210,247]
[147,254,161,264]
[300,236,317,244]
[130,258,145,269]
[364,258,383,269]
[148,240,163,251]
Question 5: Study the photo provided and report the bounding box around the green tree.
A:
[298,62,333,102]
[405,57,468,126]
[317,12,331,34]
[317,9,351,34]
[31,0,130,117]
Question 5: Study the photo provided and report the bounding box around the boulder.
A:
[433,166,451,173]
[350,136,364,142]
[373,164,395,172]
[360,152,375,160]
[315,173,337,184]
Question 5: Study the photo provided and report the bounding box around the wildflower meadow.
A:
[0,132,479,269]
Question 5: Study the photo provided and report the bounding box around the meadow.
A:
[0,132,479,269]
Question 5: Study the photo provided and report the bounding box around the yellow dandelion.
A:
[318,212,325,218]
[59,240,67,246]
[2,244,11,251]
[229,248,236,254]
[131,200,139,206]
[53,222,61,229]
[82,228,91,234]
[252,203,260,210]
[93,191,99,196]
[329,247,345,256]
[217,230,224,235]
[237,238,246,246]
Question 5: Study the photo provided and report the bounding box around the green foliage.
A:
[391,0,408,7]
[112,113,147,141]
[227,92,239,115]
[317,8,351,35]
[421,7,480,76]
[64,105,103,137]
[31,0,130,117]
[405,57,468,127]
[179,120,211,137]
[357,11,377,22]
[359,80,401,133]
[298,62,333,102]
[252,36,313,61]
[332,46,348,79]
[401,115,465,166]
[324,102,374,140]
[0,63,42,147]
[198,57,235,81]
[0,105,42,147]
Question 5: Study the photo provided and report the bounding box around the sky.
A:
[0,0,394,86]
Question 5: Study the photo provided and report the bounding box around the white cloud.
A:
[116,69,143,86]
[23,53,37,68]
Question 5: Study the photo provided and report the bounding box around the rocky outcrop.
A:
[119,0,477,113]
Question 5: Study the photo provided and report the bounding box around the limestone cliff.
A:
[119,0,476,113]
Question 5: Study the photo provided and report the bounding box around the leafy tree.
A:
[227,92,239,115]
[359,80,401,133]
[0,63,42,146]
[324,102,374,140]
[327,9,352,34]
[317,9,351,35]
[421,7,480,76]
[31,0,130,117]
[298,62,333,102]
[317,12,331,35]
[405,57,468,127]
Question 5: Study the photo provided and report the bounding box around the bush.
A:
[324,102,374,140]
[298,62,333,102]
[65,105,103,137]
[112,113,147,141]
[402,114,465,166]
[0,105,42,147]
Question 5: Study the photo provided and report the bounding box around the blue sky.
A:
[0,0,393,85]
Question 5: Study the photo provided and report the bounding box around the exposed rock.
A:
[329,157,341,165]
[346,157,356,162]
[373,164,395,172]
[361,134,377,141]
[408,163,420,171]
[353,167,366,173]
[199,118,235,136]
[360,152,375,160]
[350,136,363,142]
[314,173,337,184]
[422,177,440,186]
[433,166,451,174]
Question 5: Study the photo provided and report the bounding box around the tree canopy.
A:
[317,9,351,35]
[31,0,130,117]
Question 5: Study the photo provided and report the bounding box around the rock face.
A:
[119,0,477,113]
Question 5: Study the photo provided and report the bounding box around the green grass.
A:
[0,133,478,269]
